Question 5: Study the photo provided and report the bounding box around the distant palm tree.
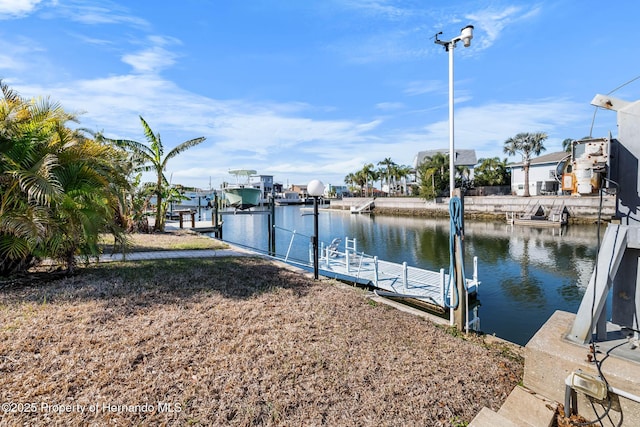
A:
[417,153,449,199]
[393,164,413,195]
[456,165,471,190]
[562,138,573,152]
[377,157,395,196]
[361,163,376,197]
[354,170,368,196]
[376,166,385,194]
[98,116,206,232]
[344,172,356,194]
[503,132,547,197]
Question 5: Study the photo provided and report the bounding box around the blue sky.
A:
[1,1,638,190]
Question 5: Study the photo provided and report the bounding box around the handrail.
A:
[262,230,479,310]
[350,198,375,213]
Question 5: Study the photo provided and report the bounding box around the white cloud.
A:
[56,1,149,28]
[11,65,598,189]
[122,46,177,74]
[0,0,42,18]
[121,35,182,74]
[465,5,542,51]
[339,0,413,20]
[404,80,442,96]
[11,71,386,187]
[0,36,46,72]
[420,98,587,162]
[375,102,404,110]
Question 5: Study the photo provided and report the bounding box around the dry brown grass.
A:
[99,230,228,253]
[0,257,522,426]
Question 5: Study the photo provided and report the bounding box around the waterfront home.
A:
[508,151,569,196]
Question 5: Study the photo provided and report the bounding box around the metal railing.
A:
[270,228,480,310]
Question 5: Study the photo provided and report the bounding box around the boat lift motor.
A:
[561,137,611,196]
[568,94,640,346]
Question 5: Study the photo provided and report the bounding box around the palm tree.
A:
[375,166,386,195]
[393,164,413,195]
[369,168,380,196]
[0,84,59,274]
[474,157,510,186]
[98,116,206,232]
[417,153,449,199]
[354,170,368,196]
[0,80,129,274]
[562,138,573,153]
[377,157,395,196]
[344,172,356,195]
[456,165,471,190]
[503,132,548,197]
[360,163,376,197]
[50,131,130,271]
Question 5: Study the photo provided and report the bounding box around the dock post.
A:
[374,256,379,286]
[439,268,445,308]
[402,262,408,288]
[452,189,467,332]
[473,256,478,287]
[345,249,350,273]
[213,193,222,239]
[269,187,276,256]
[212,194,217,226]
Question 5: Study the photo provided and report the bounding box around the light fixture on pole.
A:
[307,179,325,280]
[435,25,473,332]
[434,25,473,197]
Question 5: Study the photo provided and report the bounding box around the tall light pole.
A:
[434,25,473,197]
[307,179,325,280]
[435,25,473,332]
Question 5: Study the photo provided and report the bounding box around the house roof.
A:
[508,151,570,168]
[413,149,477,169]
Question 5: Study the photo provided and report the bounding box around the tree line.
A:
[344,131,551,199]
[343,159,413,197]
[0,82,205,276]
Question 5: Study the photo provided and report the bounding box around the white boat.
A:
[275,191,303,205]
[224,170,262,210]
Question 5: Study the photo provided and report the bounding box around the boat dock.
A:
[178,215,480,327]
[280,236,480,311]
[506,199,569,227]
[350,198,375,214]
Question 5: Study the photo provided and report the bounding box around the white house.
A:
[508,151,570,196]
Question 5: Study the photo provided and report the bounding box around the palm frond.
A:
[163,136,206,164]
[139,116,163,159]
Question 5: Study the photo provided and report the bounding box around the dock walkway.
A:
[284,237,479,309]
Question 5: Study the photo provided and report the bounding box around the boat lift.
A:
[568,94,640,350]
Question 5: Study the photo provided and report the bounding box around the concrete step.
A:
[469,407,520,427]
[497,385,557,427]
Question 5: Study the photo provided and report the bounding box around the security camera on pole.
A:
[434,25,474,332]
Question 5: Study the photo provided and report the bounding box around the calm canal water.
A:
[201,205,600,346]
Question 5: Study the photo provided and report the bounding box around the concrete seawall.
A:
[330,195,616,223]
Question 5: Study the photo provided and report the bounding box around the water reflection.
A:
[207,206,599,345]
